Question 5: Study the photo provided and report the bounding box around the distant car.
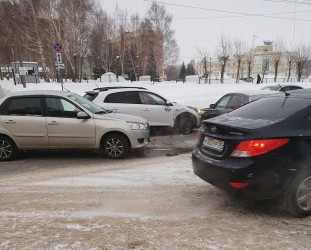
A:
[239,77,253,83]
[193,90,311,217]
[84,87,201,134]
[198,90,272,121]
[261,84,303,92]
[0,91,150,160]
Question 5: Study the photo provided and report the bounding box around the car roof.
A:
[261,84,303,89]
[222,89,274,97]
[86,87,152,96]
[4,90,73,98]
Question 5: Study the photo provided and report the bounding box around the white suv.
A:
[84,87,201,134]
[0,90,150,160]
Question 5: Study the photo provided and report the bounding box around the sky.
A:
[100,0,311,63]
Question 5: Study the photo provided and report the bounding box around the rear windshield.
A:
[261,86,279,91]
[227,96,311,121]
[83,93,97,101]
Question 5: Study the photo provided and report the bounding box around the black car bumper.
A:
[192,146,294,200]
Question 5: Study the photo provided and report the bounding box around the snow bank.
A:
[0,79,308,109]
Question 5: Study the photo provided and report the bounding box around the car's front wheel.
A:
[0,136,17,161]
[102,134,129,159]
[286,170,311,217]
[179,117,193,135]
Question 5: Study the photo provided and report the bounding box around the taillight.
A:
[229,181,249,189]
[231,138,289,157]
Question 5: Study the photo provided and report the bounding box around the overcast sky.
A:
[100,0,311,63]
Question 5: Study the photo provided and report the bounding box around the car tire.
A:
[286,170,311,217]
[179,117,193,135]
[0,136,17,161]
[102,134,129,159]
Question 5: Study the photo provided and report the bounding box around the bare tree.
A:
[45,0,95,82]
[261,55,270,83]
[216,34,232,84]
[294,43,311,82]
[271,39,285,82]
[146,2,179,72]
[197,47,210,83]
[0,0,27,87]
[284,47,295,82]
[233,38,247,83]
[245,49,254,78]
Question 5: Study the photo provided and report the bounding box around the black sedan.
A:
[198,90,272,121]
[192,90,311,217]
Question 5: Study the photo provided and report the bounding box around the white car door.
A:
[138,91,174,126]
[45,97,96,147]
[103,91,142,117]
[1,97,48,147]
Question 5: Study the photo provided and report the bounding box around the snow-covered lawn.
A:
[1,79,309,108]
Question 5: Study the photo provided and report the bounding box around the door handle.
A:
[5,120,16,124]
[110,108,119,111]
[48,121,59,125]
[143,108,151,111]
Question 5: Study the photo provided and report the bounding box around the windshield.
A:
[68,93,108,114]
[228,96,311,122]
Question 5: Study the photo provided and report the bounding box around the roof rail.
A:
[93,86,147,91]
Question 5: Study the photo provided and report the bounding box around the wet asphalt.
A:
[0,129,198,175]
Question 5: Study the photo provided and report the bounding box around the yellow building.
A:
[196,41,296,80]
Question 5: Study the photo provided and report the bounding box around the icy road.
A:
[1,133,311,249]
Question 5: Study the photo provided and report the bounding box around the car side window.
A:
[104,92,140,104]
[226,95,244,109]
[139,92,166,105]
[215,95,232,109]
[5,97,42,116]
[46,97,81,118]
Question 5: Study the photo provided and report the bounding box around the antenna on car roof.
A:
[58,83,70,92]
[278,84,290,97]
[95,83,99,88]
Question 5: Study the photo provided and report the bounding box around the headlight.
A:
[197,109,206,115]
[128,122,148,130]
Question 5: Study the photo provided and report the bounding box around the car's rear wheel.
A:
[179,117,193,135]
[286,171,311,217]
[102,134,129,159]
[0,136,17,161]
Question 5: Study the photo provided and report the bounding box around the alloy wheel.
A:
[0,139,13,160]
[105,138,124,157]
[296,176,311,211]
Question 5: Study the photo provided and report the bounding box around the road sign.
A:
[53,42,63,52]
[56,53,62,63]
[55,63,65,69]
[19,67,27,76]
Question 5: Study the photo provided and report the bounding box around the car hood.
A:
[95,112,147,123]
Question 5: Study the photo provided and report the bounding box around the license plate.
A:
[203,137,224,152]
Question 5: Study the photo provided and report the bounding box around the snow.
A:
[25,156,204,188]
[1,78,308,109]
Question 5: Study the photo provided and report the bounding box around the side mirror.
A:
[210,104,216,109]
[165,101,173,106]
[77,111,90,119]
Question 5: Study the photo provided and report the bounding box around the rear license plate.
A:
[203,136,224,152]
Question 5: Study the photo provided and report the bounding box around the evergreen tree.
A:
[179,62,186,82]
[186,60,196,75]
